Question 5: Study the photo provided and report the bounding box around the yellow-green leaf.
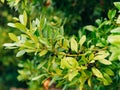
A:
[23,11,27,26]
[16,50,26,57]
[0,0,4,3]
[88,77,92,87]
[15,23,27,32]
[39,50,48,56]
[70,37,78,52]
[60,57,78,69]
[14,0,20,5]
[8,33,19,42]
[98,59,112,65]
[19,11,27,26]
[68,70,78,81]
[84,25,96,32]
[63,39,69,49]
[7,23,15,27]
[92,67,103,78]
[79,35,86,47]
[104,68,114,76]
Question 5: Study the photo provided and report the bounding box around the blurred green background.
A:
[0,0,119,90]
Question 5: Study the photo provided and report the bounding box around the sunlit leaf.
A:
[98,59,112,65]
[32,74,46,81]
[92,67,103,78]
[1,0,4,3]
[110,27,120,34]
[60,57,78,69]
[84,25,96,32]
[16,50,26,57]
[70,37,78,52]
[88,77,92,87]
[68,70,78,81]
[9,33,19,42]
[116,15,120,24]
[108,35,120,44]
[23,11,27,26]
[79,35,86,47]
[39,50,48,56]
[114,2,120,10]
[8,23,15,27]
[15,23,27,32]
[14,0,20,6]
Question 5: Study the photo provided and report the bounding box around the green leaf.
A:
[108,10,116,20]
[0,0,4,3]
[102,78,110,85]
[19,11,27,26]
[88,77,92,87]
[110,27,120,34]
[79,71,88,90]
[116,15,120,24]
[37,61,47,69]
[68,70,78,81]
[39,15,46,30]
[7,23,15,27]
[32,74,46,81]
[92,67,103,78]
[63,39,69,49]
[79,35,86,47]
[89,53,94,61]
[114,2,120,10]
[94,51,109,60]
[9,33,19,42]
[70,37,78,52]
[59,26,64,35]
[16,50,26,57]
[103,73,112,84]
[84,25,96,32]
[98,59,112,65]
[108,35,120,44]
[15,23,27,32]
[23,11,27,26]
[14,0,20,5]
[60,57,78,69]
[104,68,114,76]
[39,50,48,56]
